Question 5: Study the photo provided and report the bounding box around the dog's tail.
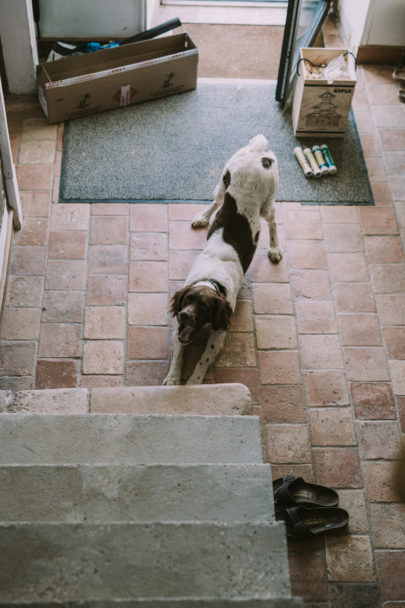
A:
[248,134,269,152]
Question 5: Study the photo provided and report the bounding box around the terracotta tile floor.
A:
[2,22,405,608]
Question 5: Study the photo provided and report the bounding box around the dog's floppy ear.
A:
[170,287,188,316]
[212,296,233,331]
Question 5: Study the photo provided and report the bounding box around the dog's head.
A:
[170,284,233,344]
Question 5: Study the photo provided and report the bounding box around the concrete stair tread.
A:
[0,414,263,464]
[0,521,290,602]
[90,384,252,415]
[0,390,303,606]
[0,383,252,415]
[0,598,304,606]
[0,463,275,523]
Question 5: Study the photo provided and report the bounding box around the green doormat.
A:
[60,79,374,205]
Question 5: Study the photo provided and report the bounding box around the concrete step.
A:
[0,463,275,523]
[90,384,252,415]
[0,414,263,465]
[0,383,252,415]
[0,522,291,603]
[0,598,304,607]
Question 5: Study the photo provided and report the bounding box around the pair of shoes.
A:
[393,64,405,89]
[393,64,405,103]
[273,475,349,538]
[273,475,339,511]
[284,505,349,538]
[393,66,405,86]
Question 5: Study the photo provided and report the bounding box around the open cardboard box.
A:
[37,33,198,124]
[292,47,356,137]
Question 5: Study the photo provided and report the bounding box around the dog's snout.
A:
[180,310,192,323]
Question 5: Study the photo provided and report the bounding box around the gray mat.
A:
[60,78,373,205]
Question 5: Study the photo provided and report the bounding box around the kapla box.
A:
[37,33,198,124]
[292,48,356,138]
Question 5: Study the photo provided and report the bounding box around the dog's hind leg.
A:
[191,171,228,229]
[162,331,185,385]
[186,329,226,385]
[261,196,282,264]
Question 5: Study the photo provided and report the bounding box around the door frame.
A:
[276,0,331,106]
[0,78,22,230]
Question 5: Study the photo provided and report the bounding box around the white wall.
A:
[147,0,161,29]
[361,0,405,46]
[38,0,146,39]
[0,0,38,94]
[338,0,370,47]
[338,0,405,47]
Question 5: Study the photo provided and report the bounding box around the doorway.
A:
[276,0,332,106]
[154,0,331,89]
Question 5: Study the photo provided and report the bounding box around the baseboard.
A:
[357,45,404,65]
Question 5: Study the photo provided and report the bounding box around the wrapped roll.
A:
[294,146,313,177]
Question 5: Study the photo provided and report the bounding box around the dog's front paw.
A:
[162,374,181,386]
[268,247,282,264]
[191,212,209,229]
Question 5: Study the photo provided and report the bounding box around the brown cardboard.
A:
[292,48,356,138]
[36,33,198,123]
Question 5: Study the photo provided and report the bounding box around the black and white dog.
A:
[163,134,281,385]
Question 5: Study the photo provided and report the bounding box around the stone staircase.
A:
[0,384,303,607]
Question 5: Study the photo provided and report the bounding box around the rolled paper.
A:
[312,145,329,176]
[303,147,322,178]
[294,146,313,177]
[320,144,337,174]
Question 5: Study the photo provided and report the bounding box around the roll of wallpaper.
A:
[304,147,321,178]
[294,146,313,177]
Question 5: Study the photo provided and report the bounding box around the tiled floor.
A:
[1,19,405,608]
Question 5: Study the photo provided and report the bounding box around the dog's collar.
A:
[194,279,227,297]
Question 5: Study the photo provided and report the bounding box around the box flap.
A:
[39,33,197,82]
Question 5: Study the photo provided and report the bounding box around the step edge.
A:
[0,520,285,530]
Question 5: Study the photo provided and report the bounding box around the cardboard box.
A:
[292,48,356,138]
[36,33,198,123]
